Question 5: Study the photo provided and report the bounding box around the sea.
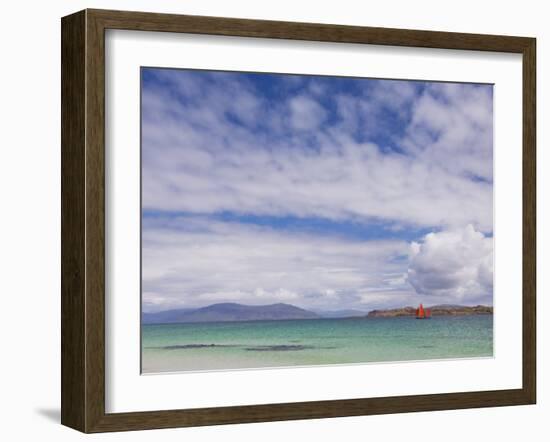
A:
[141,315,493,374]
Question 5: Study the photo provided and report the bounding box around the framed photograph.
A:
[61,9,536,433]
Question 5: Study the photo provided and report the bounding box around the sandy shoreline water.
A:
[142,315,493,374]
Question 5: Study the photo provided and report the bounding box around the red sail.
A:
[417,304,425,318]
[425,308,431,318]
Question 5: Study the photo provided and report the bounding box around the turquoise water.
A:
[142,315,493,373]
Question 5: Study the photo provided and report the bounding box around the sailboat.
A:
[415,303,431,319]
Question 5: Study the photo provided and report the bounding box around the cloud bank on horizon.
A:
[141,68,494,313]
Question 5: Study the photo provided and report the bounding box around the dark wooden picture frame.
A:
[61,8,536,433]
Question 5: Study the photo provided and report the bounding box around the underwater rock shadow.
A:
[149,343,339,352]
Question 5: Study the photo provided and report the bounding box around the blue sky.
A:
[141,68,494,312]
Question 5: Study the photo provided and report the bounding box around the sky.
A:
[141,67,494,313]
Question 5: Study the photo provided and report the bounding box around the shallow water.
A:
[142,315,493,373]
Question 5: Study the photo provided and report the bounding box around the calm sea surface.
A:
[142,315,493,373]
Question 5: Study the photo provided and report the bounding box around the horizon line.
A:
[142,300,494,315]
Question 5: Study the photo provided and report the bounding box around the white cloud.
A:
[141,74,493,232]
[142,135,493,231]
[142,217,412,311]
[406,225,493,304]
[288,95,327,131]
[357,289,417,309]
[140,71,494,311]
[404,83,494,181]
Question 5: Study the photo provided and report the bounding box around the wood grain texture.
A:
[89,8,532,52]
[522,38,537,404]
[61,10,86,432]
[61,8,537,433]
[84,9,107,432]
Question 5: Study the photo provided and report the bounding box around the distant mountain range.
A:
[142,303,319,324]
[142,302,493,324]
